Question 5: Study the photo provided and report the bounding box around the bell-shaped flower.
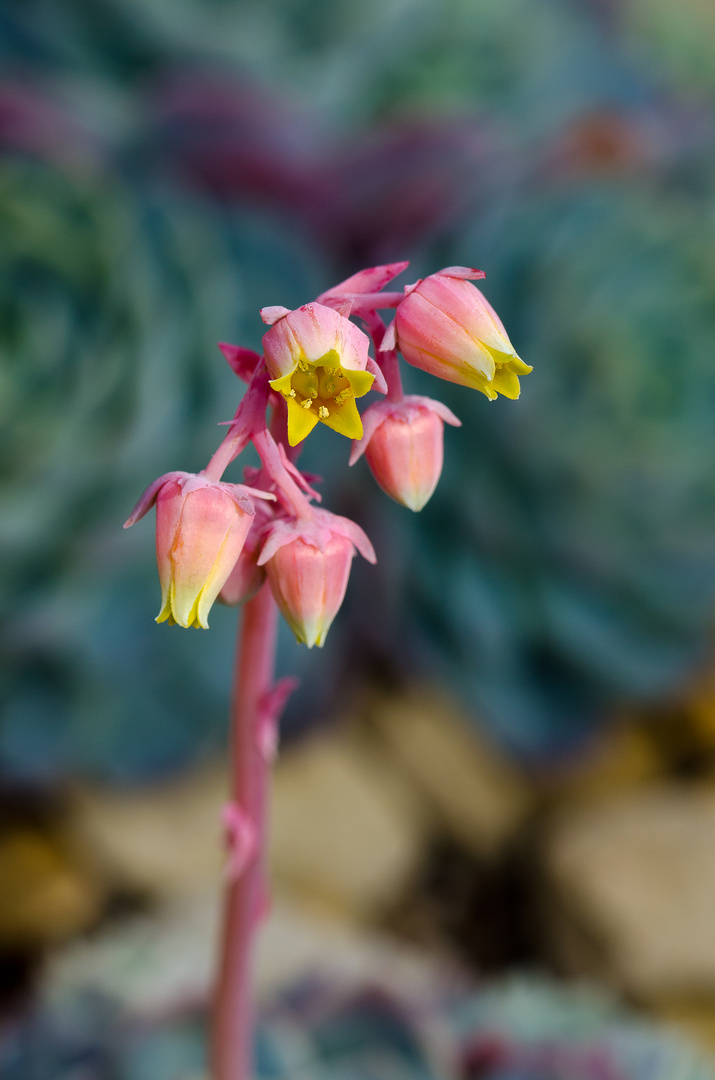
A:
[261,302,374,446]
[124,472,273,629]
[391,267,532,400]
[350,396,461,511]
[257,508,376,647]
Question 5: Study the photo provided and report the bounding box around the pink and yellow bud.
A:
[257,509,376,647]
[261,302,374,446]
[393,267,532,400]
[350,396,460,512]
[124,472,266,629]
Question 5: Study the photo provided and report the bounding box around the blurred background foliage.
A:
[2,0,715,778]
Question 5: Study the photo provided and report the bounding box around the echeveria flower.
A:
[258,509,375,647]
[392,267,532,400]
[350,396,460,511]
[124,472,272,628]
[261,302,374,445]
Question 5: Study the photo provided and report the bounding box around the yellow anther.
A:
[334,388,352,405]
[287,388,296,398]
[300,398,313,410]
[325,381,336,394]
[297,360,310,372]
[324,366,336,376]
[318,406,329,419]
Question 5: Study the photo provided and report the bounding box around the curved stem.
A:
[204,365,272,483]
[363,310,403,403]
[211,583,279,1080]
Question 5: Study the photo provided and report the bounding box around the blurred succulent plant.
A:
[2,0,715,777]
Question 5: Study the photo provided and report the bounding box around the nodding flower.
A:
[391,267,531,400]
[258,508,375,648]
[261,303,374,446]
[350,396,461,512]
[124,472,274,629]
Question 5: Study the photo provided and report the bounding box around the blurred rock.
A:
[71,732,425,921]
[70,764,227,899]
[0,827,102,946]
[542,783,715,999]
[369,688,532,859]
[269,729,425,918]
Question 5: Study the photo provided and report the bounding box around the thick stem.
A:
[212,583,279,1080]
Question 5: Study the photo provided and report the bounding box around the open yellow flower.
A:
[261,302,374,446]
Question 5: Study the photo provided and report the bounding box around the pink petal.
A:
[318,261,409,300]
[329,514,377,564]
[366,355,388,394]
[379,319,397,351]
[402,395,462,426]
[438,266,486,280]
[123,471,186,528]
[218,343,262,382]
[260,305,291,326]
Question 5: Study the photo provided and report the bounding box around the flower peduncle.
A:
[252,429,313,520]
[362,309,403,403]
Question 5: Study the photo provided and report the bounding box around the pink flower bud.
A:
[124,473,272,628]
[392,267,532,400]
[350,396,461,511]
[261,302,375,446]
[257,509,376,647]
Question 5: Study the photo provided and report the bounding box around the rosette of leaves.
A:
[379,162,715,756]
[0,149,300,781]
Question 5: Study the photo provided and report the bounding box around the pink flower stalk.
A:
[124,472,273,629]
[350,396,461,511]
[258,509,376,647]
[124,255,531,1080]
[261,302,375,445]
[391,266,532,400]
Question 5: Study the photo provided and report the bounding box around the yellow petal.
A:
[508,355,533,375]
[286,396,320,445]
[269,371,296,396]
[343,368,375,399]
[156,597,173,624]
[320,396,364,440]
[491,364,522,399]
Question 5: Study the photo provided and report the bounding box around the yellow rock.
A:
[0,828,102,945]
[70,763,228,898]
[542,783,715,999]
[269,731,425,918]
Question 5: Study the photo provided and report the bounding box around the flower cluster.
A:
[125,262,530,646]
